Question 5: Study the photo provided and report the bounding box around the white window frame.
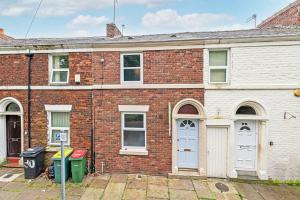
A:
[121,112,146,151]
[49,54,70,85]
[45,105,72,146]
[120,52,143,84]
[208,49,230,84]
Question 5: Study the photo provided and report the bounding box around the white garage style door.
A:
[207,127,228,178]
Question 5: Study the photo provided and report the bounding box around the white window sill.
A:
[119,149,148,156]
[45,146,71,152]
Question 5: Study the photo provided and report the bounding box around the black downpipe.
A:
[26,53,34,148]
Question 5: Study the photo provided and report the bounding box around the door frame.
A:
[228,99,269,180]
[6,115,22,157]
[234,120,258,171]
[0,97,24,162]
[171,98,206,175]
[176,118,199,169]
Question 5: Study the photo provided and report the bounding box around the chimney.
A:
[106,23,122,38]
[0,28,13,41]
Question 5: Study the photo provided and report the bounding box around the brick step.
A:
[1,157,22,168]
[7,157,20,164]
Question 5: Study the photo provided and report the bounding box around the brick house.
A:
[258,0,300,28]
[0,24,300,180]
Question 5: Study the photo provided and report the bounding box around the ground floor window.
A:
[49,112,70,145]
[122,113,146,150]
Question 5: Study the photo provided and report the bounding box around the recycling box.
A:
[21,147,45,179]
[52,148,73,183]
[70,150,87,183]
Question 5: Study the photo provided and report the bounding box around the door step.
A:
[236,170,259,180]
[1,157,22,168]
[168,171,206,179]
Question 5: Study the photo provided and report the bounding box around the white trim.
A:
[118,105,149,112]
[121,53,143,84]
[45,105,72,112]
[1,40,300,54]
[119,149,148,156]
[1,84,299,91]
[121,112,147,152]
[208,49,230,84]
[46,111,71,146]
[49,54,70,85]
[0,97,24,163]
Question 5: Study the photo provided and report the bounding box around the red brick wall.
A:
[259,4,300,28]
[93,89,204,175]
[92,49,203,84]
[0,53,93,86]
[0,90,92,151]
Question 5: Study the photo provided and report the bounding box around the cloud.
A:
[68,15,109,29]
[141,9,250,33]
[1,0,166,17]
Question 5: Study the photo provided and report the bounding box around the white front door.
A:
[177,119,198,169]
[207,127,228,178]
[235,120,257,170]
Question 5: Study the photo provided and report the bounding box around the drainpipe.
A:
[26,52,34,148]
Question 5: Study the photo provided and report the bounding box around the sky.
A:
[0,0,296,38]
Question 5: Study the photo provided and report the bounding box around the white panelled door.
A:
[177,119,199,169]
[207,127,228,178]
[235,120,257,170]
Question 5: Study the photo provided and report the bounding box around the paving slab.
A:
[169,189,198,200]
[252,184,299,200]
[192,180,215,199]
[0,181,8,188]
[16,189,43,200]
[80,188,104,200]
[67,195,82,200]
[102,182,126,200]
[0,190,21,200]
[89,178,109,189]
[147,184,169,199]
[233,182,264,200]
[168,179,194,190]
[148,176,168,186]
[2,182,28,192]
[126,176,148,190]
[110,174,128,183]
[67,186,86,196]
[123,188,146,200]
[42,186,60,199]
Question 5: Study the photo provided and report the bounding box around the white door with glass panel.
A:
[235,120,257,170]
[177,119,198,169]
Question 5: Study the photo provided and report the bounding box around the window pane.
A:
[209,51,227,66]
[53,56,69,69]
[51,112,70,127]
[123,54,140,68]
[52,71,68,82]
[210,69,226,82]
[236,106,256,115]
[124,130,145,147]
[6,102,20,112]
[124,114,144,128]
[51,129,69,144]
[124,69,140,81]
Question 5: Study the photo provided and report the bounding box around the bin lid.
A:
[70,150,87,159]
[21,147,45,157]
[52,148,73,159]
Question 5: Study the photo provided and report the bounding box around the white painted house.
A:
[203,42,300,180]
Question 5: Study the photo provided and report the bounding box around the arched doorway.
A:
[233,100,268,179]
[0,97,24,163]
[171,99,206,175]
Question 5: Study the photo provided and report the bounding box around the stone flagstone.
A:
[123,188,146,200]
[147,184,169,199]
[102,182,126,200]
[148,176,168,186]
[168,179,194,191]
[192,180,215,199]
[169,189,198,200]
[80,188,104,200]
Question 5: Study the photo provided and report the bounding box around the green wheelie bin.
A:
[52,148,73,183]
[70,150,87,183]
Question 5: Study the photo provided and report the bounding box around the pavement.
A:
[0,168,299,200]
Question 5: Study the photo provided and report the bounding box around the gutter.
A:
[25,52,34,148]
